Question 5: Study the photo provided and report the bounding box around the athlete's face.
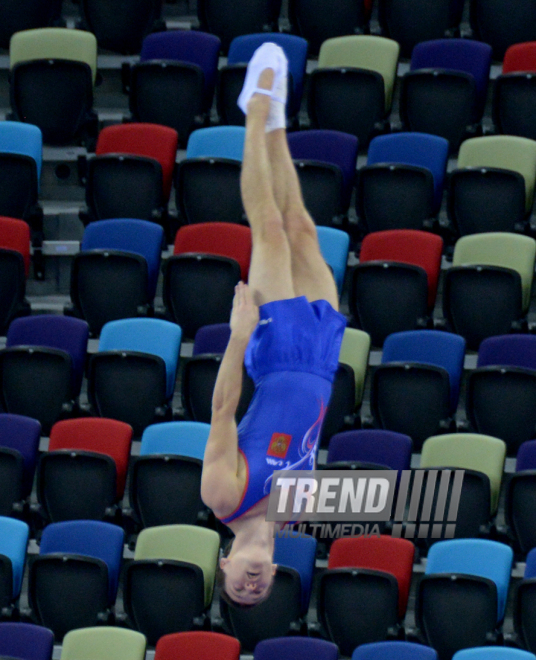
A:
[220,553,277,606]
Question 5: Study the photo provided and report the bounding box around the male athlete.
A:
[200,43,347,606]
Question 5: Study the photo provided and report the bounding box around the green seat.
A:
[420,432,506,514]
[10,27,98,85]
[457,136,536,213]
[338,327,371,408]
[452,232,536,312]
[60,627,147,660]
[134,524,220,607]
[318,35,400,112]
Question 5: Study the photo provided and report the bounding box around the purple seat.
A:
[254,637,339,660]
[516,440,536,471]
[0,623,53,660]
[477,335,536,371]
[140,31,221,113]
[0,413,40,498]
[6,315,89,397]
[326,429,412,471]
[287,130,358,211]
[193,323,231,355]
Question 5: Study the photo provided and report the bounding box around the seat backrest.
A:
[81,219,164,300]
[517,439,536,471]
[353,641,438,660]
[457,136,536,212]
[328,535,414,616]
[477,334,536,370]
[274,534,317,613]
[367,132,449,209]
[316,226,350,295]
[95,123,178,202]
[39,520,124,601]
[186,126,246,161]
[0,122,42,182]
[318,35,400,111]
[10,27,97,84]
[49,418,133,498]
[0,517,29,599]
[452,232,536,312]
[327,429,412,470]
[155,632,240,660]
[525,546,536,578]
[0,413,41,497]
[359,229,444,309]
[411,39,492,109]
[60,627,146,660]
[254,637,339,660]
[425,538,513,621]
[338,327,370,406]
[193,323,232,355]
[382,330,466,412]
[503,41,536,73]
[0,623,54,660]
[134,524,220,606]
[99,318,182,400]
[453,647,536,660]
[0,217,31,277]
[6,315,89,397]
[421,433,506,514]
[140,421,210,461]
[173,222,252,281]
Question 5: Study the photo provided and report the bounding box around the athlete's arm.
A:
[201,283,259,517]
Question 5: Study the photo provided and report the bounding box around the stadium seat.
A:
[0,623,54,660]
[506,440,536,554]
[154,632,240,660]
[326,429,412,472]
[0,517,29,614]
[353,641,438,660]
[453,649,536,660]
[128,421,210,528]
[0,0,60,50]
[0,223,31,334]
[274,534,317,615]
[193,324,232,355]
[470,0,536,60]
[123,525,220,645]
[67,219,164,336]
[308,36,400,146]
[316,227,350,295]
[9,28,98,145]
[371,330,465,449]
[60,627,147,660]
[87,318,182,436]
[443,232,536,349]
[28,520,124,638]
[255,637,339,660]
[186,126,246,161]
[35,418,133,523]
[400,39,492,151]
[513,548,536,654]
[338,327,371,410]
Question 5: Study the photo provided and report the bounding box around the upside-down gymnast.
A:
[200,43,347,606]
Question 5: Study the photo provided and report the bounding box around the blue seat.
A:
[273,534,317,614]
[0,517,29,600]
[227,33,309,117]
[140,421,211,461]
[0,413,41,499]
[453,649,536,660]
[0,622,54,660]
[6,315,89,398]
[254,637,338,660]
[81,219,164,300]
[288,129,358,211]
[326,429,412,472]
[0,121,43,183]
[316,226,349,296]
[140,30,221,113]
[382,330,466,414]
[38,520,124,603]
[99,318,182,400]
[186,126,245,161]
[425,539,513,621]
[193,323,232,355]
[353,641,438,660]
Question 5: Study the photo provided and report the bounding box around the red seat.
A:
[48,417,133,498]
[328,535,415,617]
[0,216,30,276]
[96,123,178,202]
[155,632,240,660]
[174,222,252,281]
[359,229,443,310]
[502,41,536,73]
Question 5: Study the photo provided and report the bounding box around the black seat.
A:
[514,573,536,653]
[493,74,536,141]
[0,249,30,335]
[320,363,357,448]
[470,0,536,60]
[506,471,536,555]
[0,0,60,49]
[0,449,24,518]
[294,160,345,227]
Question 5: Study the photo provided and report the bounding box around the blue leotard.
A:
[219,296,347,525]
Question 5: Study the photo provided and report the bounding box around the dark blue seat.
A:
[477,334,536,371]
[326,429,412,472]
[0,413,41,501]
[193,324,232,355]
[0,517,29,606]
[353,641,438,660]
[273,534,317,614]
[254,637,338,660]
[0,623,54,660]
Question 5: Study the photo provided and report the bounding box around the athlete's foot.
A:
[246,68,275,120]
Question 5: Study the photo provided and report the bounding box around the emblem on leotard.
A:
[267,433,291,458]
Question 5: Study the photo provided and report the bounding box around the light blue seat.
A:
[353,641,438,660]
[316,226,350,295]
[0,517,29,599]
[274,533,317,615]
[425,539,513,621]
[186,126,245,161]
[0,121,43,183]
[140,421,211,461]
[81,219,164,300]
[99,318,182,399]
[453,648,536,660]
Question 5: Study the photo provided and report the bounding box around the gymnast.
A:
[200,42,347,606]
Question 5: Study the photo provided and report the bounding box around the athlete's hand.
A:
[230,282,259,341]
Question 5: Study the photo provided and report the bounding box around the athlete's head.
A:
[219,538,277,606]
